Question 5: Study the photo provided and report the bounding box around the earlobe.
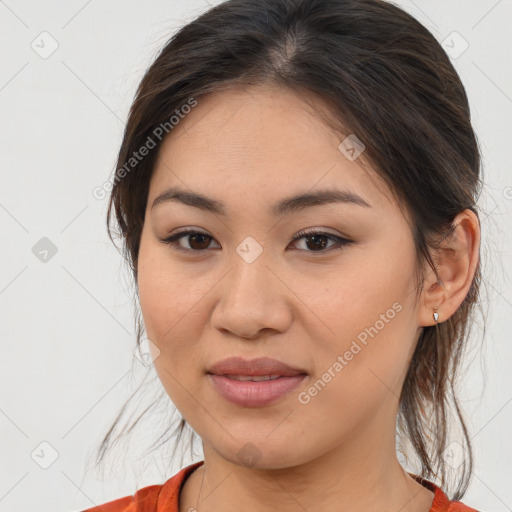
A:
[418,209,480,327]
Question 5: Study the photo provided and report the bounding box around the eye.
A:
[160,227,219,252]
[289,229,353,253]
[159,228,353,253]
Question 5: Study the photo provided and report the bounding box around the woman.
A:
[83,0,484,510]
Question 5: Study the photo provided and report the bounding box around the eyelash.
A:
[160,227,353,254]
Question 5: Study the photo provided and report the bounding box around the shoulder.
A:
[431,487,480,511]
[80,485,161,512]
[80,461,205,512]
[409,473,480,512]
[447,504,480,511]
[438,495,480,512]
[430,485,480,511]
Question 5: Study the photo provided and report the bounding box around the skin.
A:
[137,84,480,512]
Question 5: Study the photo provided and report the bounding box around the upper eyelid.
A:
[167,227,347,240]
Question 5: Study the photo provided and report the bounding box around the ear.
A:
[418,209,480,327]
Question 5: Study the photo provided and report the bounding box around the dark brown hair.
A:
[93,0,487,500]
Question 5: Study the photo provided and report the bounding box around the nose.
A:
[210,252,293,340]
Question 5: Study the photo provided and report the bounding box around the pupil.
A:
[306,235,327,251]
[190,234,210,250]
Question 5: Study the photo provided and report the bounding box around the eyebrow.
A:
[151,186,371,216]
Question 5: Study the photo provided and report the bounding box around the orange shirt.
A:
[81,461,479,511]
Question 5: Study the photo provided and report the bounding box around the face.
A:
[137,85,424,469]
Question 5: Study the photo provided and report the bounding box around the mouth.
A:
[207,355,307,377]
[207,356,308,407]
[219,374,286,381]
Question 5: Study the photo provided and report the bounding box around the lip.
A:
[207,356,307,377]
[207,356,308,407]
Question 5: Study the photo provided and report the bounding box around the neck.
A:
[178,416,435,512]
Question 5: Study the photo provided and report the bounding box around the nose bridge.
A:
[228,237,272,306]
[211,239,290,337]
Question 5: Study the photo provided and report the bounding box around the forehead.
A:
[149,85,395,214]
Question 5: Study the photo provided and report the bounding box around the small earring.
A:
[433,309,439,323]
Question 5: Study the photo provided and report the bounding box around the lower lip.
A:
[209,374,307,407]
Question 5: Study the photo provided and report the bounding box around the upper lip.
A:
[207,356,307,377]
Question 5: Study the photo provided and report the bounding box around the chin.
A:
[208,436,306,470]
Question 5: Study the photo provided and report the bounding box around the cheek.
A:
[137,237,215,382]
[137,243,191,371]
[295,254,410,341]
[298,249,417,400]
[137,249,205,410]
[138,237,195,339]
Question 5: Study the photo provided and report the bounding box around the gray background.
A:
[0,1,510,511]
